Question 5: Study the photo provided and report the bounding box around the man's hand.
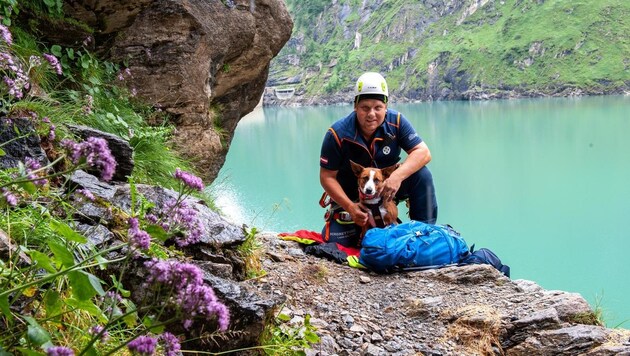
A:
[348,202,369,226]
[379,174,402,202]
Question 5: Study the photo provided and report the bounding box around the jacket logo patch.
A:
[320,157,329,164]
[382,146,391,155]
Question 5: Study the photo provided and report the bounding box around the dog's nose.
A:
[365,187,374,195]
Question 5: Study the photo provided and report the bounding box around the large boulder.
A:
[62,0,293,182]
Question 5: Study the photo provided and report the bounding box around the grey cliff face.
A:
[63,0,293,182]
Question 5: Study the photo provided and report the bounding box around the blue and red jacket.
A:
[319,109,423,202]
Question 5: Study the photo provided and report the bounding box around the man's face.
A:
[354,98,387,138]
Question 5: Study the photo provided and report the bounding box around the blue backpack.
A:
[459,246,511,277]
[359,220,470,273]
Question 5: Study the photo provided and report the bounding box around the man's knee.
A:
[405,167,438,224]
[322,220,361,248]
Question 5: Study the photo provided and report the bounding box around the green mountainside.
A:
[266,0,630,105]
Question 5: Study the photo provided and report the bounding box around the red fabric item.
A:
[278,230,325,244]
[278,230,360,257]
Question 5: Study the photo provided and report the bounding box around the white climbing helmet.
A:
[354,72,388,104]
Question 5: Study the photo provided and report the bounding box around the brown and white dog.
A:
[350,160,399,238]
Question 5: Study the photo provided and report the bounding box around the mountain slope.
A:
[266,0,630,105]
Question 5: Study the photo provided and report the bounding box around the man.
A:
[319,72,438,247]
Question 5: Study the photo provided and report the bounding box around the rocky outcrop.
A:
[251,232,630,355]
[57,0,293,182]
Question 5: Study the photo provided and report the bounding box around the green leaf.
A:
[68,270,104,301]
[50,45,62,57]
[110,275,131,298]
[44,291,63,321]
[81,55,91,69]
[277,313,291,322]
[66,298,107,323]
[14,347,42,356]
[24,316,51,347]
[304,330,320,344]
[0,295,13,323]
[29,250,57,273]
[121,299,138,327]
[145,224,169,242]
[17,181,37,194]
[47,240,75,268]
[0,148,5,156]
[66,47,75,59]
[88,76,101,85]
[49,220,87,243]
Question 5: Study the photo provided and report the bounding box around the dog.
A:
[350,160,399,238]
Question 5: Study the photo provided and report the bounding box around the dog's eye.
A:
[373,178,380,184]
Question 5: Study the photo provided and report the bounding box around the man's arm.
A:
[320,167,368,226]
[379,141,431,201]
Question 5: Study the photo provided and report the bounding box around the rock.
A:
[59,0,293,182]
[66,124,134,181]
[69,170,118,200]
[0,118,48,170]
[360,276,371,283]
[509,325,611,355]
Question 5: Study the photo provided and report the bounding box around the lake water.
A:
[209,95,630,328]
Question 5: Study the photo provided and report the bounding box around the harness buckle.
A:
[338,211,352,222]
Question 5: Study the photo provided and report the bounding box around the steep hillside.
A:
[266,0,630,105]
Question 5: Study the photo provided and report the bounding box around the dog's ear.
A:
[381,164,398,179]
[349,160,364,177]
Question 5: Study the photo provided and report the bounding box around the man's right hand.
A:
[348,202,369,226]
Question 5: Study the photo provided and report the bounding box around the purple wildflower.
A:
[174,168,204,191]
[24,157,47,186]
[46,346,74,356]
[159,332,181,356]
[128,217,151,250]
[29,55,42,67]
[0,24,12,45]
[160,199,204,246]
[82,94,94,115]
[62,137,117,181]
[1,52,30,99]
[131,87,137,97]
[42,116,51,123]
[43,53,62,75]
[48,124,56,141]
[127,335,157,356]
[2,188,17,207]
[144,259,230,331]
[82,36,93,47]
[89,325,110,343]
[77,188,95,201]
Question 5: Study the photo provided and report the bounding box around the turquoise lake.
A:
[209,95,630,328]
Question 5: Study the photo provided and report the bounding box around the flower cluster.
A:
[174,168,204,191]
[82,94,94,115]
[0,24,12,45]
[76,188,95,201]
[46,346,74,356]
[61,137,117,181]
[1,52,30,99]
[159,332,181,356]
[24,157,47,186]
[128,217,151,250]
[127,335,157,356]
[89,325,109,343]
[144,259,230,331]
[43,53,62,75]
[162,199,205,246]
[1,188,17,207]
